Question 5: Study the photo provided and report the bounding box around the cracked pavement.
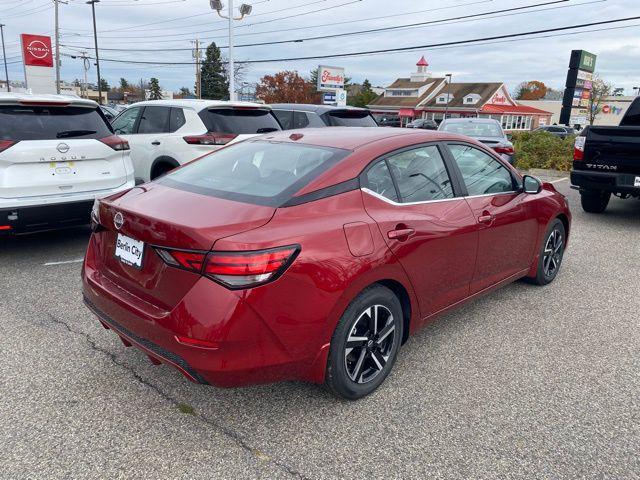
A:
[1,179,639,479]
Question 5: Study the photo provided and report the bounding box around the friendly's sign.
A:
[21,34,54,68]
[317,65,345,92]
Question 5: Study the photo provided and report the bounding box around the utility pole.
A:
[0,24,9,93]
[54,0,60,93]
[80,51,89,98]
[87,0,102,104]
[192,38,201,99]
[444,73,453,120]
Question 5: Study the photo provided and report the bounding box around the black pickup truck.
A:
[571,97,640,213]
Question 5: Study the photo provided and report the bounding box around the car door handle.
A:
[151,141,161,146]
[387,228,415,240]
[478,212,495,225]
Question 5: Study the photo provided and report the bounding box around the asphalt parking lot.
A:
[1,178,639,479]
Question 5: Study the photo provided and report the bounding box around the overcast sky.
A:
[1,0,639,95]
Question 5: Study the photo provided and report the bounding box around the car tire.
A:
[580,190,610,213]
[325,285,403,400]
[528,218,566,286]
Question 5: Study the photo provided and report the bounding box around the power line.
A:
[61,0,584,52]
[75,15,640,66]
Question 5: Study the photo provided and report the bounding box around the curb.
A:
[519,168,570,178]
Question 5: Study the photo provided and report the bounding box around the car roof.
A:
[128,99,271,111]
[0,92,98,107]
[440,117,500,124]
[257,126,464,150]
[269,104,369,114]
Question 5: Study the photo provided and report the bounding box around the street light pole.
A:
[211,1,252,101]
[444,73,453,120]
[87,0,102,105]
[54,0,60,93]
[0,24,9,93]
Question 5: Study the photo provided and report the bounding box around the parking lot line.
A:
[550,177,569,184]
[44,258,84,266]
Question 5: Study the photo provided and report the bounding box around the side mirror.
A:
[522,175,542,194]
[506,133,513,141]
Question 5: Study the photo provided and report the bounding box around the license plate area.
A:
[114,233,145,269]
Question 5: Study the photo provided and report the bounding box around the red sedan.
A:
[82,127,571,399]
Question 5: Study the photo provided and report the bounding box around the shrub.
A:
[511,131,574,171]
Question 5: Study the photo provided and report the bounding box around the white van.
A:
[0,93,134,234]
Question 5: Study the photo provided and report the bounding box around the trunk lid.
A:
[96,183,275,308]
[582,126,640,175]
[0,139,128,198]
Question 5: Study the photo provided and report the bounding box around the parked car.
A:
[534,125,575,139]
[0,93,134,234]
[571,97,640,213]
[100,105,119,122]
[83,127,570,399]
[270,104,377,129]
[438,117,515,164]
[406,118,438,130]
[377,116,401,127]
[110,100,281,183]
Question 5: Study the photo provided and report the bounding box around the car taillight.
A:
[493,145,514,155]
[183,133,237,145]
[574,136,586,161]
[100,135,130,151]
[155,245,300,289]
[0,140,16,153]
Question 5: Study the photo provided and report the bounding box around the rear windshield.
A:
[0,105,112,141]
[440,121,503,138]
[198,108,281,134]
[159,140,349,207]
[325,110,378,127]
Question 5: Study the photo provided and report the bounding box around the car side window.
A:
[293,111,310,129]
[386,146,454,202]
[169,107,186,132]
[273,110,293,130]
[111,107,141,135]
[364,160,398,202]
[306,112,325,127]
[137,106,171,134]
[448,144,515,196]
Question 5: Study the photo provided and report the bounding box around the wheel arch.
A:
[150,156,180,180]
[374,279,412,344]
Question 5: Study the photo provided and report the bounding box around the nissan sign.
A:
[317,65,345,92]
[21,34,54,68]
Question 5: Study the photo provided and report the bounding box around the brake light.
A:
[204,245,300,288]
[0,140,16,153]
[100,135,130,151]
[493,145,515,155]
[183,133,237,145]
[155,245,300,289]
[574,136,586,161]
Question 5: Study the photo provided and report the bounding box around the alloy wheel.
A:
[344,305,396,384]
[543,228,564,277]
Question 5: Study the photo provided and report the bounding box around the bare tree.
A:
[588,74,612,125]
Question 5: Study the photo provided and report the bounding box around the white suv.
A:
[0,93,134,234]
[110,100,281,183]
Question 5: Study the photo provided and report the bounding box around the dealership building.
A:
[368,56,552,130]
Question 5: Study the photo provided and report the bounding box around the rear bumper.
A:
[82,244,323,387]
[0,200,94,234]
[570,169,640,196]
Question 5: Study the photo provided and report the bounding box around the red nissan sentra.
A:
[82,127,571,399]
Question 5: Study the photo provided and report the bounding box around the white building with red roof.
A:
[368,57,552,130]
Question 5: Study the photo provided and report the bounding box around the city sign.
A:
[317,65,345,92]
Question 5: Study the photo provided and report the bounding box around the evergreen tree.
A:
[119,78,130,91]
[149,77,163,100]
[201,42,229,100]
[99,78,109,92]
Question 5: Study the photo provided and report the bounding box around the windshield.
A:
[159,140,350,207]
[0,105,112,141]
[198,108,281,134]
[325,110,378,127]
[440,121,503,138]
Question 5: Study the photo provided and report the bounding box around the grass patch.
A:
[177,402,195,415]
